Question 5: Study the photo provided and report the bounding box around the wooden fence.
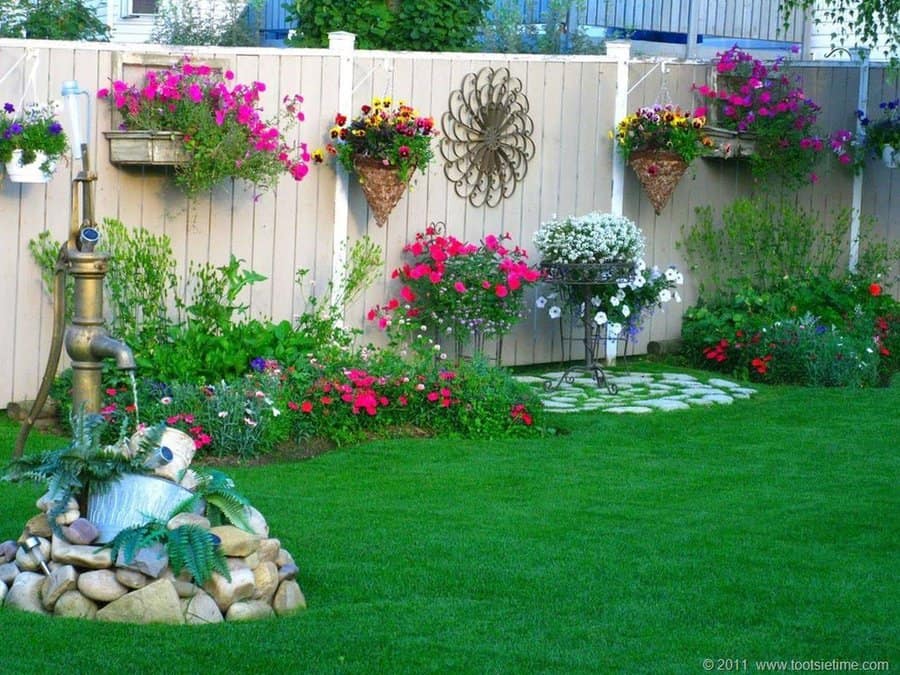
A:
[0,38,898,405]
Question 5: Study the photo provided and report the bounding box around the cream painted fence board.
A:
[1,39,898,405]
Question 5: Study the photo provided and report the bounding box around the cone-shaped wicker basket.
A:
[353,156,410,227]
[628,149,688,215]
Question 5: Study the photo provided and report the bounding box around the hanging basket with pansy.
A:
[613,104,713,214]
[313,97,438,226]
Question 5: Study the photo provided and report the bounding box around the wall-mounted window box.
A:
[702,126,756,160]
[104,130,188,166]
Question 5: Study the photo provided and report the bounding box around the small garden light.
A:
[23,535,51,575]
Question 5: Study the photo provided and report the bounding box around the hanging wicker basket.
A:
[628,149,688,215]
[353,156,409,227]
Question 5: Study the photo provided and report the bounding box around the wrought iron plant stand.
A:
[540,261,635,394]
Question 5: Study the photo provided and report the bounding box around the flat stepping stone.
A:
[733,387,757,397]
[660,373,699,382]
[610,375,655,385]
[708,378,742,389]
[634,399,691,411]
[605,406,654,414]
[542,399,578,409]
[701,394,734,405]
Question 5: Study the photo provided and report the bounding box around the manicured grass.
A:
[1,379,897,674]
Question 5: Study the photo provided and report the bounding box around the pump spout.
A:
[89,333,136,370]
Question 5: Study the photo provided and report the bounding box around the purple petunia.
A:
[3,102,14,114]
[48,122,63,135]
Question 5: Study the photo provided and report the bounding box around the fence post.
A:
[328,31,356,324]
[849,48,870,273]
[607,40,631,217]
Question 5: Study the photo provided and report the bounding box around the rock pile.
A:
[0,507,306,624]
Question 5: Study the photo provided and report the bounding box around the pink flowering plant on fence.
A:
[98,58,310,195]
[693,46,824,187]
[367,224,542,356]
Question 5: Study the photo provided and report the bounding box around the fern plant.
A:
[105,518,231,586]
[2,413,156,534]
[174,468,254,532]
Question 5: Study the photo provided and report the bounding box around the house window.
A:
[130,0,158,14]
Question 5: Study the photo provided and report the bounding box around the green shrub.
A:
[284,0,490,51]
[0,0,109,41]
[679,198,900,386]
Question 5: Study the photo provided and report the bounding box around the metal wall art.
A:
[440,67,535,208]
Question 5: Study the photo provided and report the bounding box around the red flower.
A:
[869,282,883,297]
[300,401,314,413]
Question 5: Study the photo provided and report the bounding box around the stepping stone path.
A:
[516,370,757,414]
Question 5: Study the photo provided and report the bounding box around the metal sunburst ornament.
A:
[440,67,535,208]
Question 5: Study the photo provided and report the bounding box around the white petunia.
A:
[674,291,682,303]
[659,289,672,302]
[665,266,678,281]
[536,296,547,308]
[675,272,684,285]
[549,305,562,319]
[591,295,602,307]
[609,295,620,307]
[632,274,646,288]
[621,305,631,318]
[594,311,608,325]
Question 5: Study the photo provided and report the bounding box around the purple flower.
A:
[249,357,266,372]
[3,102,14,114]
[48,122,63,135]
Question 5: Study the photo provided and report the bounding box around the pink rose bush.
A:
[99,58,310,195]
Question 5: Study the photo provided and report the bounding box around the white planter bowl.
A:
[5,149,56,183]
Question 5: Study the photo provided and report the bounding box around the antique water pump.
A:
[14,81,135,457]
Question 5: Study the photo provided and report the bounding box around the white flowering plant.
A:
[533,212,645,264]
[533,212,684,338]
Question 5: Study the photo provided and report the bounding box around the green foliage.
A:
[166,523,231,585]
[0,0,110,41]
[101,218,178,349]
[179,255,266,335]
[679,199,900,301]
[779,0,899,70]
[1,413,152,534]
[151,0,262,46]
[478,0,600,54]
[284,0,490,51]
[175,468,253,530]
[679,199,900,386]
[105,519,230,586]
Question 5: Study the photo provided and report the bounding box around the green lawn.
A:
[1,380,897,674]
